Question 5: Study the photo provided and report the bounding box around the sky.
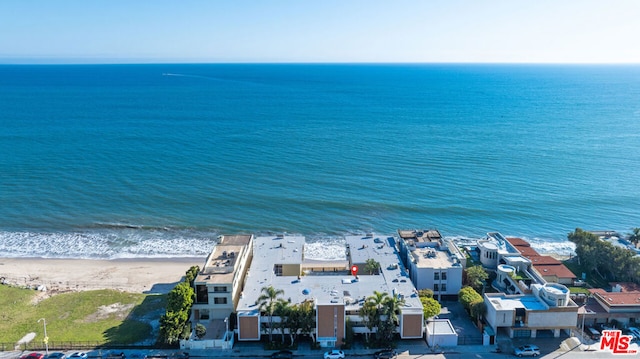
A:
[1,0,639,64]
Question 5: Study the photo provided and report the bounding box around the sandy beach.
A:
[0,257,206,294]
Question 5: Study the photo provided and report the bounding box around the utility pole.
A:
[38,318,48,355]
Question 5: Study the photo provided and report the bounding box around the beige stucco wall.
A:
[282,263,301,276]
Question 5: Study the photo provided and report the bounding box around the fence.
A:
[457,335,483,345]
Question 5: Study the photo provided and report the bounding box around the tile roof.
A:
[533,264,576,279]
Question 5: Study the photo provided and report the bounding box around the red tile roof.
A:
[516,246,540,257]
[534,264,576,279]
[506,237,531,247]
[528,255,561,265]
[594,291,640,306]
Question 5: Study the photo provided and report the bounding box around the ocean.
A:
[1,64,639,259]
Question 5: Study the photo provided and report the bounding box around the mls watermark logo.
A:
[600,330,637,354]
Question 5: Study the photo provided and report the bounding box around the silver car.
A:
[514,344,540,357]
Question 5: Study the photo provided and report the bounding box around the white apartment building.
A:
[397,229,465,299]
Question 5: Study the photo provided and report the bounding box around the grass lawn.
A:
[568,286,591,294]
[0,286,166,346]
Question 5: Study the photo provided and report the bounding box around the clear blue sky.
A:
[2,0,639,64]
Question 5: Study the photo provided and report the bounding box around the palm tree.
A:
[380,294,405,342]
[365,291,389,340]
[364,258,381,275]
[256,285,285,342]
[273,299,290,344]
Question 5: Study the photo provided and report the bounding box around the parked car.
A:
[324,350,345,359]
[103,351,125,359]
[514,344,540,357]
[46,353,67,359]
[373,349,397,359]
[20,353,44,359]
[587,326,601,340]
[271,350,293,359]
[628,326,640,339]
[68,353,88,359]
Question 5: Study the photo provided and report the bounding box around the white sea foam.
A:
[303,239,347,261]
[0,230,216,259]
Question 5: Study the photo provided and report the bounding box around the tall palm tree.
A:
[381,294,406,341]
[273,299,290,344]
[256,285,285,342]
[365,291,389,340]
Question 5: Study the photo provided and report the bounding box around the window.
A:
[433,284,439,291]
[440,284,447,292]
[196,285,208,304]
[274,264,283,276]
[434,272,440,280]
[214,286,227,292]
[441,272,447,280]
[214,297,228,304]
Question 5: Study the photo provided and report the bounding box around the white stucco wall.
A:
[527,310,578,328]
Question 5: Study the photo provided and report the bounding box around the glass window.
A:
[214,297,228,304]
[434,272,440,280]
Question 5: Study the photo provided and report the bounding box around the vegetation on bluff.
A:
[569,228,640,284]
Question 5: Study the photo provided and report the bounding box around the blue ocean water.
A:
[1,64,639,258]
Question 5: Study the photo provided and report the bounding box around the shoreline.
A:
[0,256,206,294]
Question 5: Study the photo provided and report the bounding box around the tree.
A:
[420,296,441,320]
[283,303,302,344]
[417,289,434,298]
[159,310,189,344]
[160,280,195,344]
[464,266,488,293]
[359,299,376,342]
[297,299,316,343]
[195,323,207,339]
[379,294,405,342]
[185,265,200,288]
[630,228,640,248]
[256,285,285,342]
[458,286,483,313]
[167,281,194,313]
[364,258,381,275]
[470,301,486,321]
[273,299,290,344]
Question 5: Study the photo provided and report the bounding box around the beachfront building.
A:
[579,283,640,329]
[484,283,579,338]
[185,234,254,349]
[396,229,465,300]
[235,234,424,347]
[506,237,577,285]
[477,232,522,270]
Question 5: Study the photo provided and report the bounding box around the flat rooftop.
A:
[412,246,461,269]
[485,293,548,311]
[398,229,442,243]
[195,234,253,284]
[237,234,422,313]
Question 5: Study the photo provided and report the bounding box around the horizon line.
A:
[2,60,640,66]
